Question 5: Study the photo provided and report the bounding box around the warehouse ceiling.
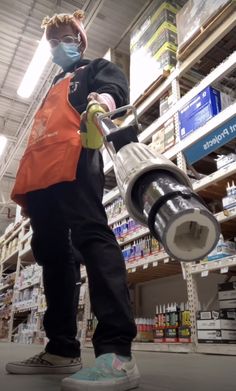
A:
[0,0,150,235]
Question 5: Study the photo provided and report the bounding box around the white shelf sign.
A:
[220,267,229,274]
[201,270,209,277]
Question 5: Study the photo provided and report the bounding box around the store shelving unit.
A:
[1,2,236,353]
[184,255,236,355]
[100,6,236,354]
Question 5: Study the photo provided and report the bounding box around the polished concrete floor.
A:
[0,342,235,391]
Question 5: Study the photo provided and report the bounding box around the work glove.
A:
[87,92,111,112]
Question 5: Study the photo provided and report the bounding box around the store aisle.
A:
[0,342,235,391]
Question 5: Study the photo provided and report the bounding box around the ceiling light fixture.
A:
[17,34,51,99]
[0,135,7,157]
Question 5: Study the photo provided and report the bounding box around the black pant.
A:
[27,149,137,358]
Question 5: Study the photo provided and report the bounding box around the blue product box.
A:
[179,86,221,140]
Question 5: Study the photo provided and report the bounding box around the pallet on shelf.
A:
[177,1,236,62]
[132,70,170,108]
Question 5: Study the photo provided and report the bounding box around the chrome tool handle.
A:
[93,105,141,161]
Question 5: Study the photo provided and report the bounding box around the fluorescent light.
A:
[17,34,51,98]
[0,135,7,157]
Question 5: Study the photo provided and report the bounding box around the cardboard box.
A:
[130,1,179,103]
[179,86,221,140]
[164,327,178,342]
[197,319,236,330]
[219,282,236,291]
[178,326,191,343]
[197,310,220,320]
[147,22,177,57]
[207,240,236,261]
[218,290,236,301]
[131,2,178,51]
[219,299,236,309]
[222,195,236,210]
[160,92,174,116]
[216,153,236,170]
[197,329,222,343]
[220,309,236,320]
[221,329,236,342]
[151,128,165,154]
[154,328,165,343]
[164,117,175,150]
[198,329,236,343]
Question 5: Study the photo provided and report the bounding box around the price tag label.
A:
[152,261,158,267]
[220,267,229,274]
[143,264,148,269]
[164,258,169,264]
[131,268,136,273]
[201,270,209,277]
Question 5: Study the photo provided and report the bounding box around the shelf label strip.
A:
[184,115,236,165]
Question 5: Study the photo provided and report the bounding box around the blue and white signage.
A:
[184,116,236,165]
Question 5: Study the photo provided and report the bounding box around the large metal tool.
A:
[82,103,220,262]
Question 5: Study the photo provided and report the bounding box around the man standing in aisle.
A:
[6,9,140,391]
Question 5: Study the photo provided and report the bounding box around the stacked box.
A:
[131,2,178,52]
[197,290,236,344]
[179,86,222,140]
[197,329,236,343]
[218,282,236,300]
[154,42,177,70]
[151,128,165,155]
[154,328,165,343]
[207,240,236,261]
[165,327,178,342]
[155,326,191,343]
[216,153,236,170]
[146,22,178,58]
[178,326,191,343]
[130,1,179,103]
[160,92,174,116]
[151,118,175,154]
[197,309,236,320]
[218,282,236,310]
[164,117,175,150]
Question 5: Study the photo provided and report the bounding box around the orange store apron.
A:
[11,75,82,208]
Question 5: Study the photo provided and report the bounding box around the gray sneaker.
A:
[61,353,140,391]
[6,351,82,374]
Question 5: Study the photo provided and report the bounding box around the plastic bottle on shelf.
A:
[217,233,224,251]
[231,180,236,196]
[155,305,159,329]
[165,304,170,327]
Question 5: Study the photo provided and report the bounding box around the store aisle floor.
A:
[0,342,235,391]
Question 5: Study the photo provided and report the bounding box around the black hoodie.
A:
[53,57,129,114]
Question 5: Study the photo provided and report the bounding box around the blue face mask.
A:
[51,42,81,71]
